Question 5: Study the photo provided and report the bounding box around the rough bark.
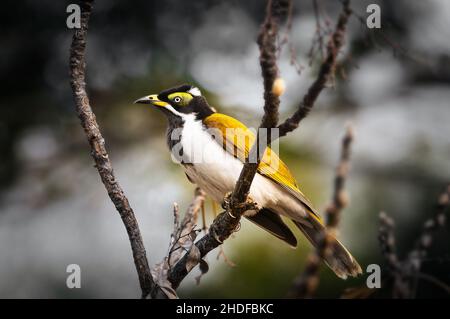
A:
[165,0,353,292]
[288,125,354,298]
[69,0,156,299]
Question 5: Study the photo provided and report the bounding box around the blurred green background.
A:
[0,0,449,298]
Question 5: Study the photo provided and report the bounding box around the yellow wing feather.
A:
[203,113,320,218]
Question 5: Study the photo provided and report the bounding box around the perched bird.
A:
[135,84,362,279]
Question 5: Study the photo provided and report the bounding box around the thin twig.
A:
[416,272,450,294]
[167,201,247,289]
[400,185,449,298]
[377,185,450,298]
[348,4,430,67]
[217,245,236,267]
[288,125,354,298]
[307,0,327,64]
[167,0,290,290]
[166,0,353,293]
[152,188,206,299]
[277,0,302,73]
[326,124,353,230]
[68,0,155,299]
[378,211,400,272]
[286,1,354,296]
[277,0,352,138]
[410,185,449,261]
[168,188,206,267]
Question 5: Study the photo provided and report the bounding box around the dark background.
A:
[0,0,449,298]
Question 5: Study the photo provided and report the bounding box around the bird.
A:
[135,84,362,279]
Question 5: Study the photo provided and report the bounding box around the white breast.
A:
[173,115,307,219]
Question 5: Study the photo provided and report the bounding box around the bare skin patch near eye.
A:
[168,92,193,106]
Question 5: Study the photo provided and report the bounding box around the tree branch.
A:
[152,188,206,298]
[69,0,155,299]
[410,185,449,261]
[378,211,400,272]
[277,0,351,138]
[258,0,283,129]
[390,185,449,298]
[167,0,289,290]
[342,185,449,299]
[286,0,353,298]
[166,0,352,293]
[69,0,354,299]
[288,125,354,298]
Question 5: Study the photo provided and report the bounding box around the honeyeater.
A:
[135,84,362,279]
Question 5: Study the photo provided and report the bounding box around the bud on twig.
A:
[272,77,286,97]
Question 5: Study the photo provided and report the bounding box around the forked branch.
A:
[277,0,351,138]
[70,0,353,298]
[167,0,289,290]
[166,0,352,292]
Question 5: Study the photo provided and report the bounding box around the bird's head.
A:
[134,84,214,120]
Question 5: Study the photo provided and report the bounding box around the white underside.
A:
[174,115,307,220]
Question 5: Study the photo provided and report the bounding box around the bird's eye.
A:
[173,96,182,103]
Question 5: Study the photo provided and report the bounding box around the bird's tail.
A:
[293,214,362,279]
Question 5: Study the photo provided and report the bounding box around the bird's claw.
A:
[222,192,258,217]
[243,197,258,212]
[221,192,232,210]
[227,210,237,218]
[209,226,223,244]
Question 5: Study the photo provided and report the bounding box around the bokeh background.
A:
[0,0,449,298]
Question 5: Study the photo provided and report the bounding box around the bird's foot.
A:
[243,196,258,212]
[221,192,232,210]
[209,225,223,244]
[222,192,258,218]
